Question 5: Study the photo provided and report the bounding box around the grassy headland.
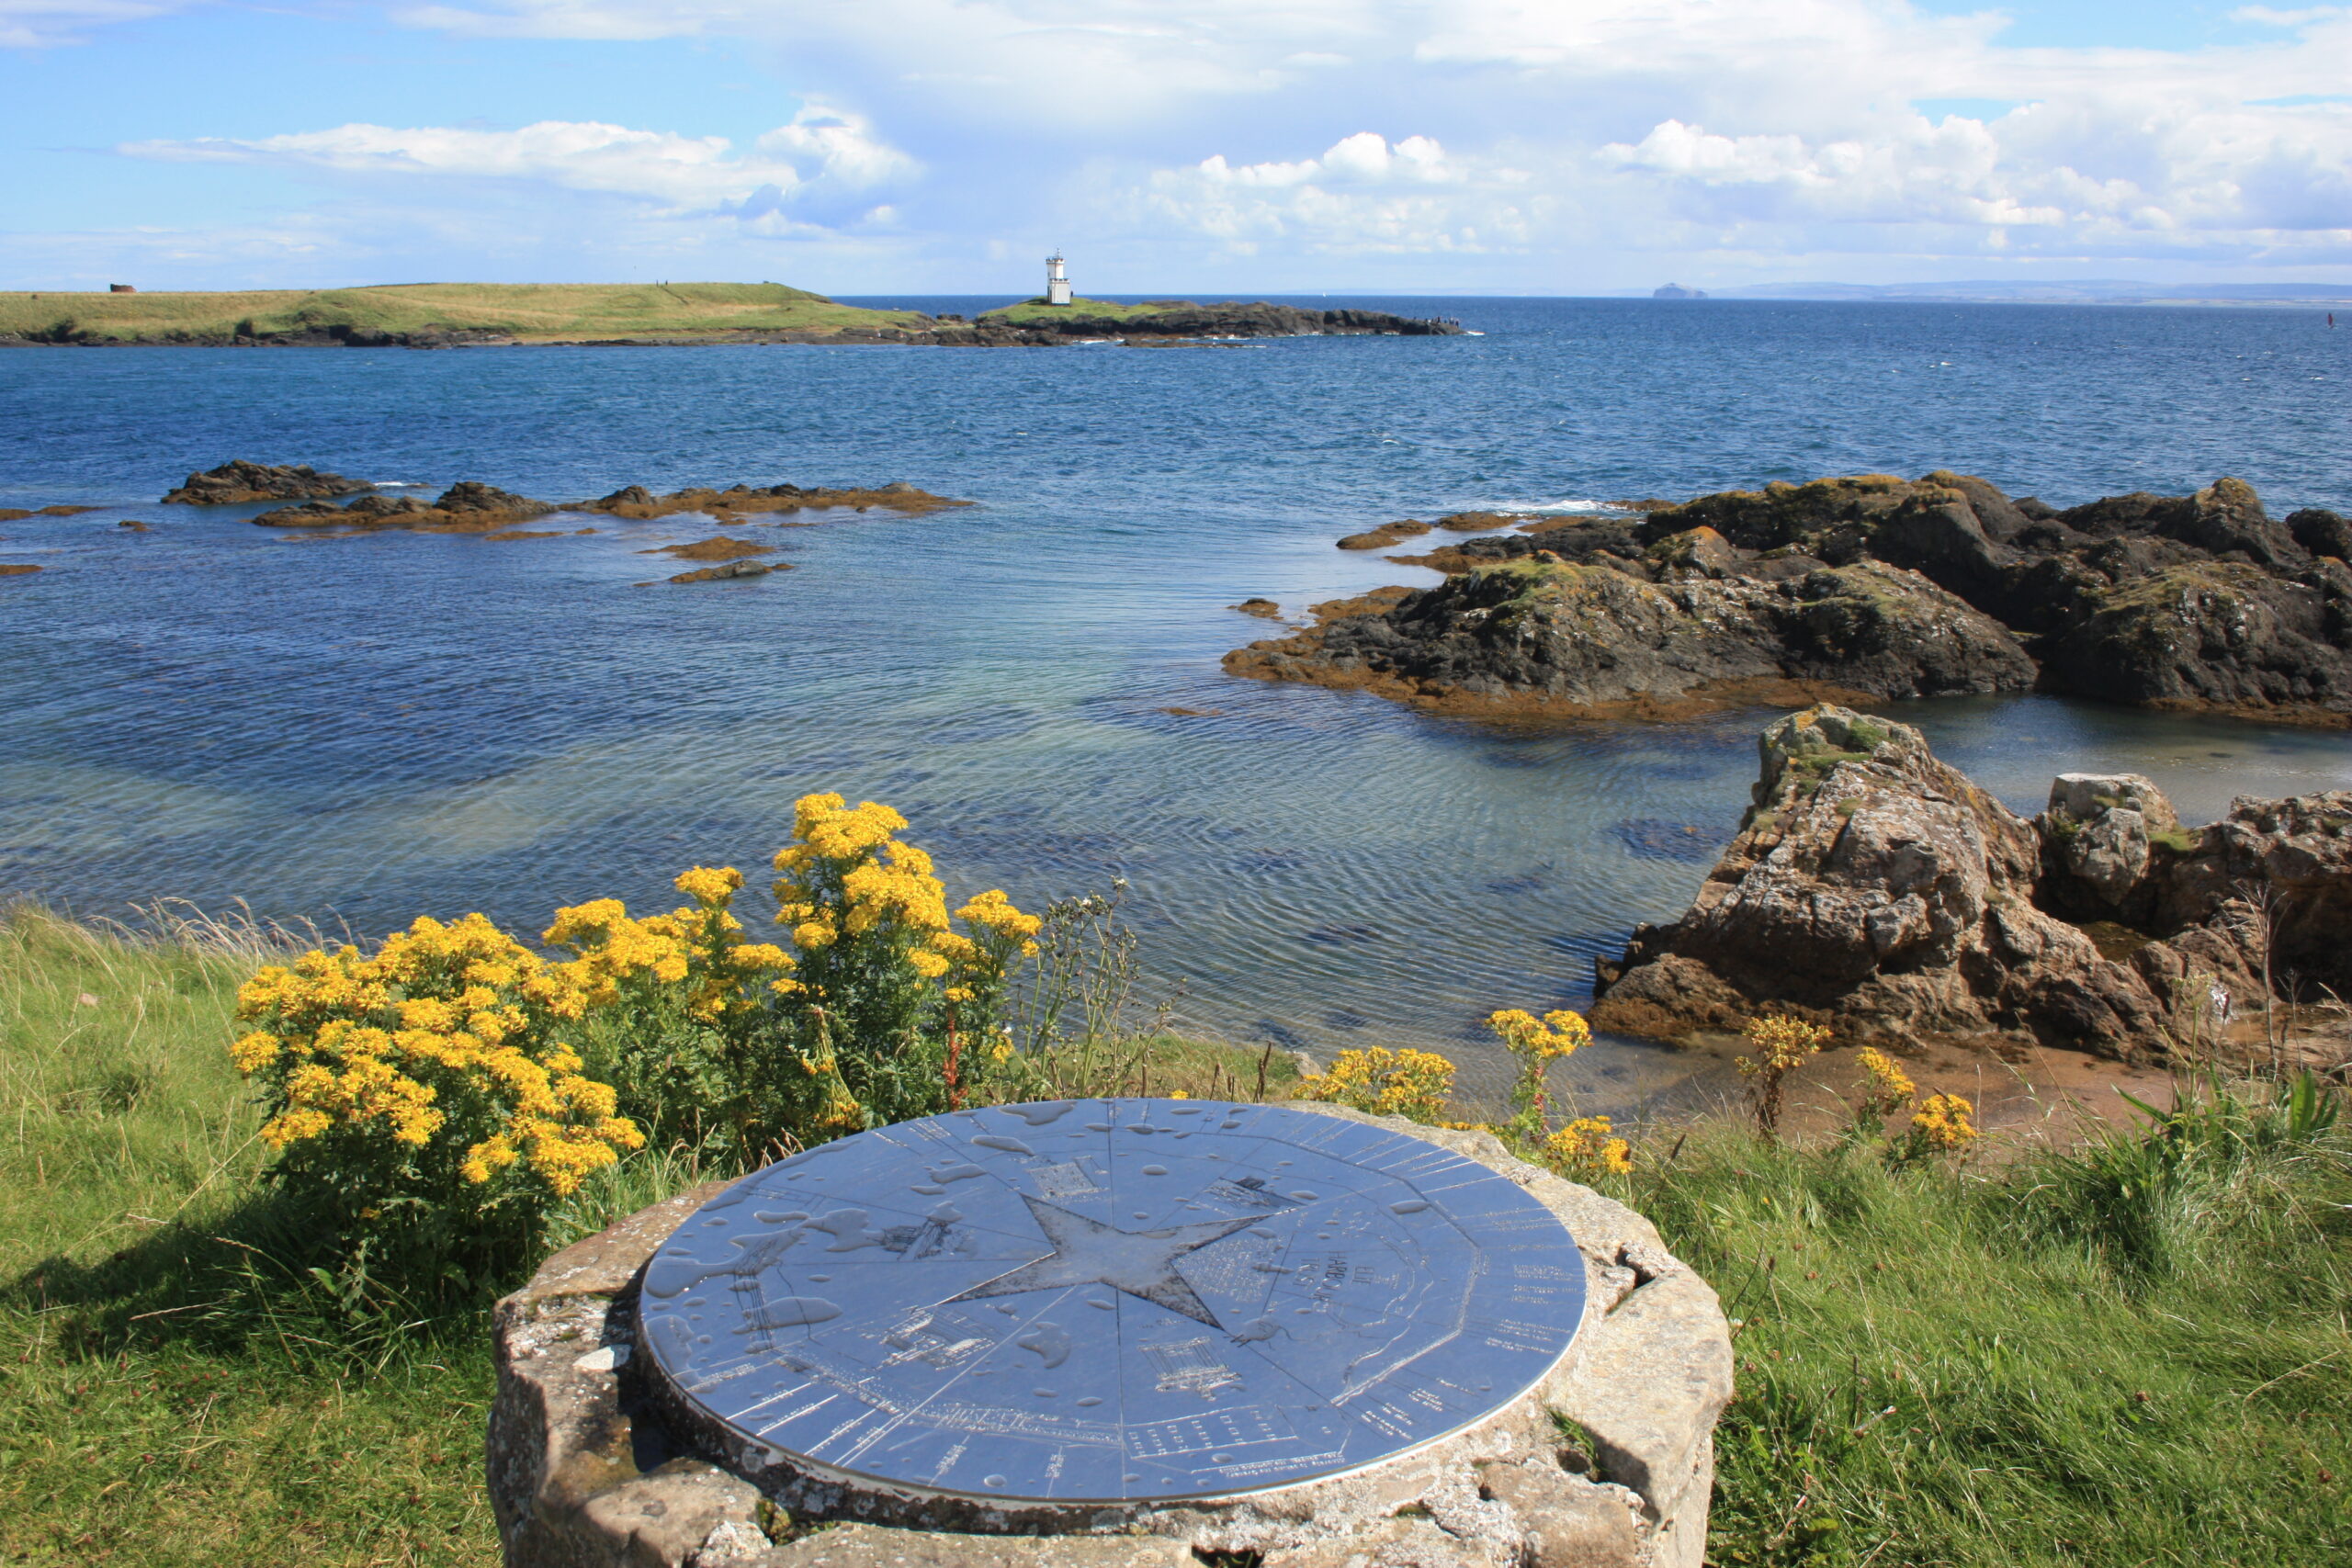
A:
[976,296,1201,326]
[2,905,2344,1566]
[0,282,930,346]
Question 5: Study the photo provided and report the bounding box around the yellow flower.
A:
[1911,1092,1980,1150]
[1298,1048,1455,1122]
[1544,1116,1633,1177]
[673,864,744,906]
[1855,1047,1916,1118]
[1486,1008,1592,1062]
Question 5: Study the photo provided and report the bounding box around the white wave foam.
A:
[1479,497,1626,513]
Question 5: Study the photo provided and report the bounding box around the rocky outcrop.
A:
[1226,555,2034,719]
[162,459,370,505]
[955,302,1462,345]
[1250,474,2352,726]
[578,481,968,519]
[252,481,555,532]
[1589,705,2352,1060]
[1635,473,2352,724]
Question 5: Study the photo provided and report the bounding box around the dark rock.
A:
[969,301,1462,343]
[2037,561,2352,715]
[1250,471,2352,726]
[2288,508,2352,561]
[1224,556,2033,718]
[1232,597,1283,618]
[163,460,371,504]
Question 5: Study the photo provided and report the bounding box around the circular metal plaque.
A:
[639,1099,1586,1506]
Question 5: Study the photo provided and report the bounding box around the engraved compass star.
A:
[948,1194,1260,1328]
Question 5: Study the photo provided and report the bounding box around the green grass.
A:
[977,296,1199,325]
[6,905,2346,1567]
[0,907,499,1567]
[0,282,930,344]
[1622,1102,2352,1566]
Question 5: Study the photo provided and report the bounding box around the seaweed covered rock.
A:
[1224,556,2033,718]
[252,481,554,531]
[576,481,968,520]
[163,459,370,505]
[1590,705,2352,1059]
[1253,472,2352,726]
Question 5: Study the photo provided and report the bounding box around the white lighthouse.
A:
[1045,250,1073,307]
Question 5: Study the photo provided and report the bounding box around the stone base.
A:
[487,1107,1734,1568]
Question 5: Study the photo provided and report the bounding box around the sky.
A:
[2,0,2347,294]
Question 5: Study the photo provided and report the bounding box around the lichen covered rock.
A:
[1591,705,2352,1058]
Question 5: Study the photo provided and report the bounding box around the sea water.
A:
[3,297,2347,1103]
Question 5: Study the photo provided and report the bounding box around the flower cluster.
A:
[232,913,645,1200]
[1297,1047,1456,1122]
[1544,1115,1634,1178]
[1487,1006,1592,1133]
[771,793,1037,1062]
[1910,1092,1981,1150]
[1486,1009,1592,1061]
[1737,1014,1833,1139]
[1855,1046,1917,1120]
[547,866,794,1022]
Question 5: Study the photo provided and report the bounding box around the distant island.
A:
[1652,283,1708,299]
[0,281,1460,349]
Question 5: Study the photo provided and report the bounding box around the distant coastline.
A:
[0,281,1460,349]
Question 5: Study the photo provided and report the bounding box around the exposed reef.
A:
[579,481,967,519]
[1232,474,2352,726]
[1589,705,2352,1065]
[163,460,371,505]
[665,560,792,584]
[243,478,971,536]
[950,299,1464,345]
[0,505,98,521]
[0,564,40,578]
[643,536,776,562]
[251,482,556,532]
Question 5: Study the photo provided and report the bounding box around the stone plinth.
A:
[487,1106,1733,1568]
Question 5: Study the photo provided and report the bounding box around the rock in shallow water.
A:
[1225,554,2034,719]
[162,458,370,505]
[1243,472,2352,726]
[1589,705,2352,1059]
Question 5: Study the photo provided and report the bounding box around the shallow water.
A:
[3,297,2346,1106]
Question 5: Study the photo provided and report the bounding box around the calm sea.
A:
[3,296,2347,1104]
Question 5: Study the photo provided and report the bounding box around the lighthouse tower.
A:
[1045,251,1073,307]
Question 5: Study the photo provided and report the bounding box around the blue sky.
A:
[3,0,2346,293]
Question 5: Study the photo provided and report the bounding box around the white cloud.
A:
[1141,131,1540,253]
[0,0,178,48]
[24,0,2352,283]
[119,107,915,218]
